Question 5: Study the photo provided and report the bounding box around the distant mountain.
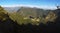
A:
[17,7,51,18]
[53,9,60,16]
[3,7,20,12]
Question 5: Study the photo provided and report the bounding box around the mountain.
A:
[3,7,20,12]
[17,7,51,18]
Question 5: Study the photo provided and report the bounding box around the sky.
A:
[0,0,60,9]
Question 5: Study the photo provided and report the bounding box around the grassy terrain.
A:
[0,6,57,25]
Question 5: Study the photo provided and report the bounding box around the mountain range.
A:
[3,7,20,12]
[3,7,53,18]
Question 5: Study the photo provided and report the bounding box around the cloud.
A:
[1,4,57,9]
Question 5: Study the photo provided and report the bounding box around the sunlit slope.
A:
[0,6,58,25]
[9,12,32,25]
[9,7,57,25]
[0,6,8,21]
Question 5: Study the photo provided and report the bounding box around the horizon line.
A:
[1,4,57,10]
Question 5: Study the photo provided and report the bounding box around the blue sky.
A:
[0,0,60,9]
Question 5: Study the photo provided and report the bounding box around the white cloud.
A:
[1,4,57,10]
